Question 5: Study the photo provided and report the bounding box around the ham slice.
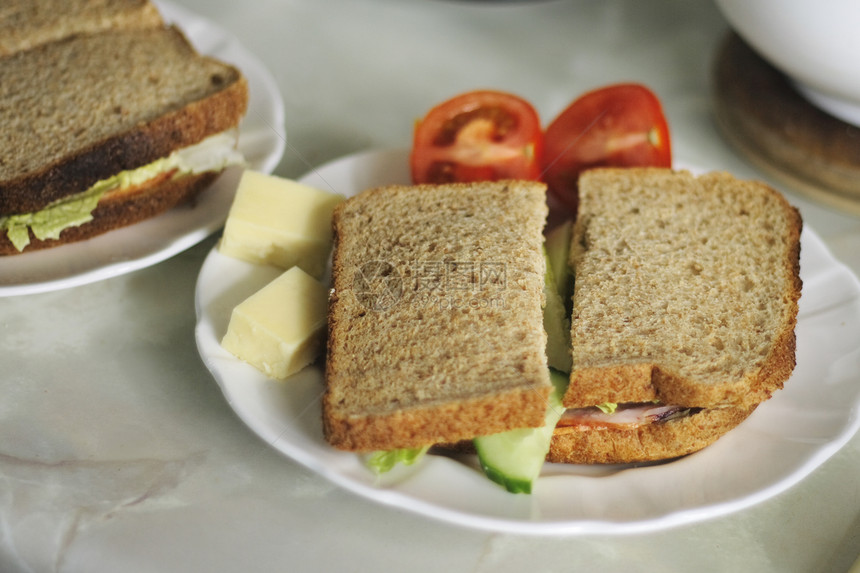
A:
[556,403,701,429]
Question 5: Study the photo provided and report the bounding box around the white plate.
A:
[194,149,860,535]
[0,1,285,297]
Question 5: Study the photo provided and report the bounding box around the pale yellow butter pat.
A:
[221,267,329,379]
[219,170,344,278]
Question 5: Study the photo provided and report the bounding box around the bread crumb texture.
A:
[324,181,551,451]
[567,168,802,410]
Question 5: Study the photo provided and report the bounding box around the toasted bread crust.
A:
[0,171,218,255]
[566,168,803,411]
[323,385,551,452]
[566,321,799,408]
[547,405,756,464]
[0,27,249,215]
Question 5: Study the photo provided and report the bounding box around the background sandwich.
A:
[0,18,248,254]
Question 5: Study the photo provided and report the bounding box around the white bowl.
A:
[715,0,860,126]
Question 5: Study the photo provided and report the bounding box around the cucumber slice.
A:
[543,246,572,373]
[474,369,568,494]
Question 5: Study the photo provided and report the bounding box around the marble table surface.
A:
[2,1,859,571]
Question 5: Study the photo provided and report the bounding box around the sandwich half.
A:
[0,25,248,254]
[549,167,802,464]
[323,181,552,451]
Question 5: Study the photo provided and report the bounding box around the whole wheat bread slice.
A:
[323,181,551,452]
[0,0,163,56]
[566,168,802,411]
[0,25,248,216]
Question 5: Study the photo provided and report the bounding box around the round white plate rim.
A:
[195,148,860,535]
[0,1,285,297]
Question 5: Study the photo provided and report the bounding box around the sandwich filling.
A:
[0,131,245,251]
[557,403,701,429]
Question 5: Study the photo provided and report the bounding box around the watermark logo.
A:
[414,261,506,292]
[354,260,403,311]
[353,260,507,312]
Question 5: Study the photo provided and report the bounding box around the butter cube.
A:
[219,170,344,278]
[221,266,329,379]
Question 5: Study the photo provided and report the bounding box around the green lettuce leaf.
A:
[365,447,429,474]
[596,402,618,414]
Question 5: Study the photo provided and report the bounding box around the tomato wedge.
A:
[541,83,672,213]
[410,90,543,184]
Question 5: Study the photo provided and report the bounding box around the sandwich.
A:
[323,180,552,452]
[0,0,163,56]
[549,168,802,464]
[0,24,248,254]
[322,170,802,492]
